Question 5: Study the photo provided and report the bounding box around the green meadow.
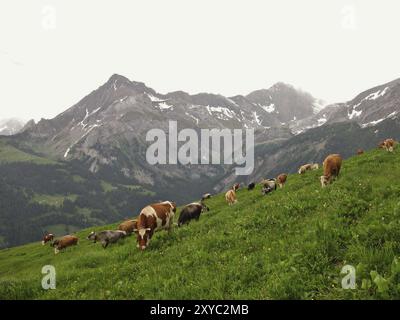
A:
[0,148,400,299]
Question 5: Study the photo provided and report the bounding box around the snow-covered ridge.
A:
[365,87,390,101]
[352,86,390,110]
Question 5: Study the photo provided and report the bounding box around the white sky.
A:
[1,0,399,121]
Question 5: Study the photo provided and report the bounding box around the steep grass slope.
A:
[0,148,400,299]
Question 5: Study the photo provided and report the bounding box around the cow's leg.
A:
[102,240,109,249]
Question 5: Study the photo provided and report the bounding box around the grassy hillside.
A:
[0,138,159,248]
[1,148,400,299]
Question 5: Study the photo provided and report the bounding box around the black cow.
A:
[87,230,127,248]
[178,201,209,227]
[247,182,255,191]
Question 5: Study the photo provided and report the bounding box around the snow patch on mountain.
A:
[352,87,390,110]
[156,102,174,110]
[64,124,102,158]
[252,112,262,125]
[147,93,165,102]
[348,109,362,120]
[361,111,398,128]
[365,87,390,101]
[206,106,235,119]
[257,103,275,113]
[317,115,328,126]
[185,112,199,125]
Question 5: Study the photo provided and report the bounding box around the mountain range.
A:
[1,74,400,248]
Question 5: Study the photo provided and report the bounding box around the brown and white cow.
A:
[320,154,342,188]
[356,149,364,155]
[311,163,319,170]
[118,219,138,235]
[225,189,237,205]
[298,164,312,174]
[232,183,240,191]
[42,233,54,245]
[383,138,395,152]
[134,201,177,251]
[51,235,79,254]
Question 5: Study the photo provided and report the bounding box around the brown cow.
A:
[51,235,79,254]
[118,219,137,235]
[378,141,385,149]
[320,154,342,188]
[276,174,287,188]
[383,139,395,152]
[42,233,54,245]
[298,164,312,174]
[232,183,240,191]
[133,201,176,250]
[225,189,237,205]
[356,149,364,155]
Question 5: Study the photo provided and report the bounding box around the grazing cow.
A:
[247,182,255,191]
[320,154,342,188]
[356,149,364,155]
[311,163,319,170]
[261,179,277,195]
[178,201,209,227]
[225,189,237,205]
[233,183,240,191]
[298,164,313,174]
[87,230,126,248]
[42,233,54,245]
[118,219,137,235]
[51,235,79,254]
[201,193,212,201]
[276,174,287,188]
[383,139,395,152]
[134,201,177,251]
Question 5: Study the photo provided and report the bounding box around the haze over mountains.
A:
[1,74,400,248]
[0,118,25,136]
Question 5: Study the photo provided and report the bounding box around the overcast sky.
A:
[1,0,400,121]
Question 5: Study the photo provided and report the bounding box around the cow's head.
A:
[200,201,210,212]
[134,228,151,250]
[262,186,272,195]
[42,233,54,245]
[320,175,329,188]
[170,201,177,213]
[87,231,97,242]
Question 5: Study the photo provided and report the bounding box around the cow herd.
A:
[41,138,396,254]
